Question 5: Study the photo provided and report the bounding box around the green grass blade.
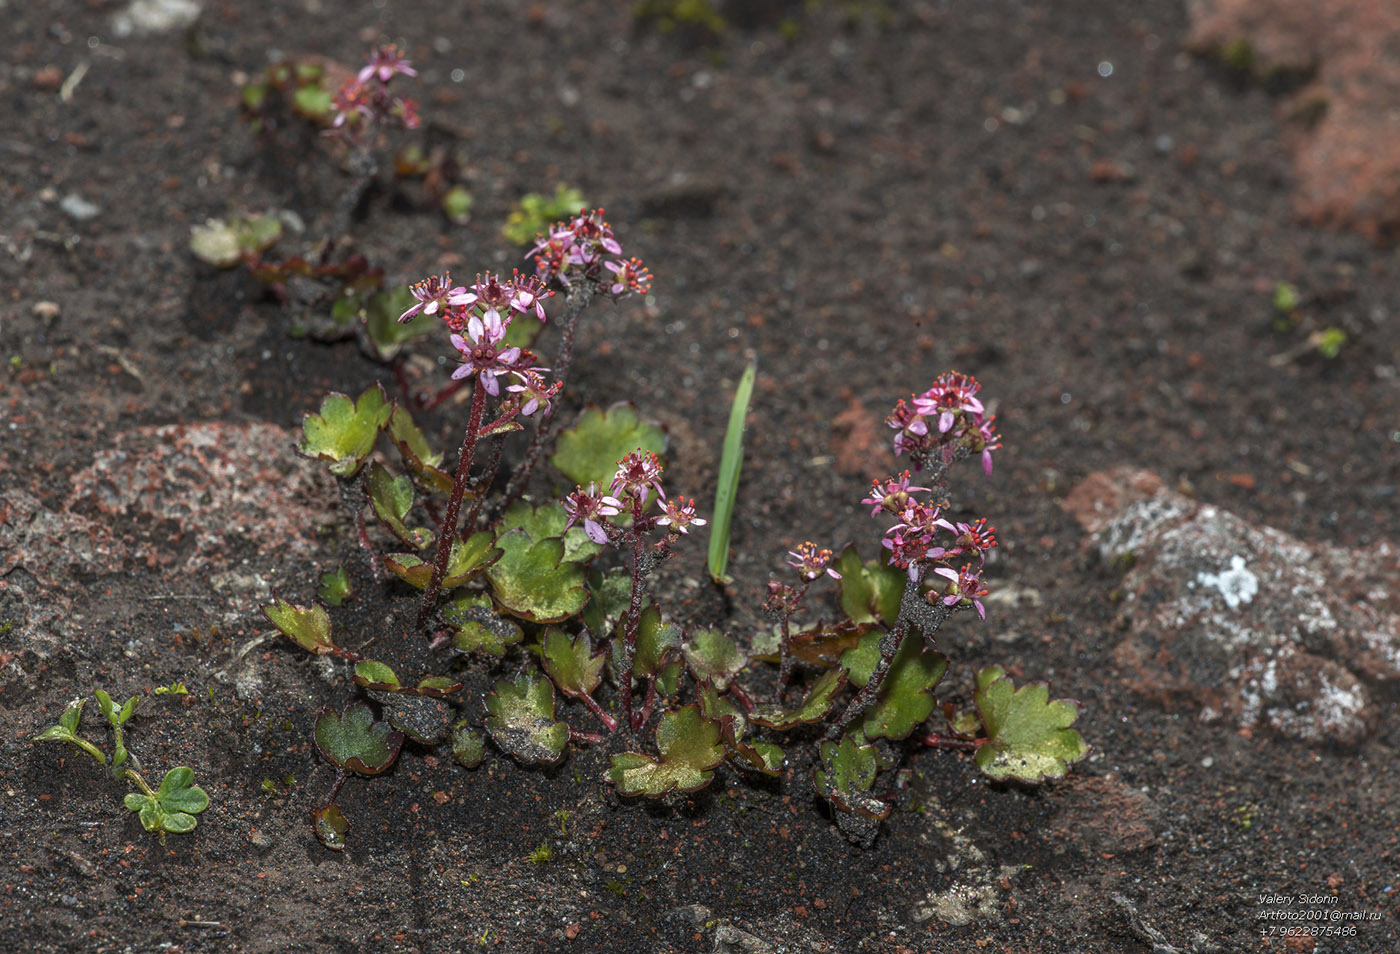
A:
[708,357,757,584]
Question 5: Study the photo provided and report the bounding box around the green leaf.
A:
[723,720,784,776]
[312,804,349,850]
[95,689,118,726]
[749,667,847,730]
[503,312,543,349]
[581,568,635,636]
[442,185,474,225]
[414,676,463,698]
[497,500,603,563]
[484,673,569,766]
[815,734,890,820]
[502,183,587,246]
[314,702,404,776]
[682,628,747,690]
[972,667,1089,783]
[352,660,401,690]
[363,286,437,362]
[117,696,139,726]
[836,545,905,626]
[550,403,668,490]
[632,606,683,679]
[32,725,77,745]
[262,599,338,655]
[298,384,392,478]
[708,357,756,583]
[444,593,524,657]
[486,530,589,623]
[292,82,333,119]
[697,682,746,737]
[366,462,433,548]
[607,707,727,797]
[124,768,209,837]
[540,628,606,700]
[60,698,84,734]
[384,530,500,589]
[318,567,352,606]
[839,631,947,741]
[156,767,210,815]
[387,405,453,493]
[189,213,283,267]
[451,723,486,768]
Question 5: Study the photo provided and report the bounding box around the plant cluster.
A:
[264,193,1086,847]
[33,691,210,843]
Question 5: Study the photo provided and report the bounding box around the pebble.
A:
[60,194,100,221]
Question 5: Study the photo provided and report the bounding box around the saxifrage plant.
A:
[33,690,211,843]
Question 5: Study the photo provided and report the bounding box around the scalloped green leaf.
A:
[352,660,401,690]
[697,682,746,738]
[415,676,464,698]
[452,723,486,768]
[313,804,349,850]
[444,592,524,656]
[263,599,337,655]
[973,667,1088,783]
[540,628,606,700]
[724,724,783,776]
[839,631,947,741]
[485,673,569,766]
[498,500,602,563]
[298,384,392,478]
[581,568,636,636]
[682,628,746,690]
[749,667,848,730]
[314,702,404,776]
[550,403,668,489]
[384,530,500,589]
[836,545,905,626]
[366,463,433,548]
[607,706,727,797]
[124,767,209,837]
[503,313,543,349]
[815,734,889,820]
[387,405,453,493]
[633,606,683,679]
[318,567,352,606]
[486,530,589,623]
[363,286,436,362]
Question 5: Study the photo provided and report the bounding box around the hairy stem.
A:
[503,280,596,506]
[776,581,812,702]
[618,532,648,732]
[416,382,488,630]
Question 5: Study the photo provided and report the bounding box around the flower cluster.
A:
[886,372,1000,475]
[786,542,840,581]
[332,45,420,140]
[562,451,705,546]
[399,271,557,406]
[529,209,653,296]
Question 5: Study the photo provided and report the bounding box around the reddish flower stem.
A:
[579,693,618,733]
[775,580,812,702]
[416,382,487,631]
[503,280,595,507]
[617,532,648,732]
[922,733,981,750]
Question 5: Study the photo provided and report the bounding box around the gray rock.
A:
[1062,468,1399,744]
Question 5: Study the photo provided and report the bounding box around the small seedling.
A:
[32,692,210,843]
[502,184,587,246]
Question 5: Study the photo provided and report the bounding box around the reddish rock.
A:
[1063,468,1399,744]
[1187,0,1400,237]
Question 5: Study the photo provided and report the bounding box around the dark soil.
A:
[3,2,1398,953]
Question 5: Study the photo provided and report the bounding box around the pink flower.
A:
[505,369,560,418]
[913,372,985,434]
[603,257,653,298]
[399,273,466,324]
[610,451,666,506]
[861,471,932,517]
[528,208,648,294]
[357,45,417,85]
[448,313,523,396]
[786,542,840,581]
[932,563,989,620]
[657,497,706,534]
[562,484,623,545]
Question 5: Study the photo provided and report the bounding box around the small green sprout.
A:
[502,183,587,246]
[1273,281,1299,314]
[555,808,571,836]
[1314,327,1347,359]
[529,841,553,865]
[442,186,474,225]
[33,692,210,843]
[318,566,352,606]
[708,357,756,584]
[153,681,189,696]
